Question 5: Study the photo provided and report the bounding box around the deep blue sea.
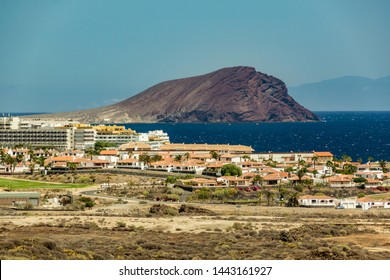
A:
[122,112,390,161]
[4,112,390,161]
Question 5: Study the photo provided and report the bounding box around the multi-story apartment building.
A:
[0,117,170,150]
[0,127,73,149]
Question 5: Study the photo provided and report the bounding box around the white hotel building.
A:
[0,117,169,150]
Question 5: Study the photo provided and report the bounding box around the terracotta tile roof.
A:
[219,176,247,181]
[191,154,212,158]
[160,143,254,153]
[326,175,354,182]
[118,142,151,150]
[206,163,224,168]
[118,158,138,163]
[357,197,377,202]
[366,178,381,183]
[243,172,257,178]
[100,150,119,156]
[263,172,289,180]
[220,153,239,158]
[299,195,334,200]
[73,158,92,163]
[314,152,334,157]
[51,156,74,162]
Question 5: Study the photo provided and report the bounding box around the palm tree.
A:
[326,160,336,173]
[298,159,306,167]
[151,154,162,163]
[1,153,15,173]
[343,164,357,175]
[15,154,24,164]
[29,161,36,174]
[183,152,190,161]
[296,167,307,183]
[139,154,152,168]
[67,162,77,183]
[174,154,183,163]
[286,191,300,207]
[242,155,251,161]
[252,175,263,186]
[27,148,36,163]
[262,189,275,207]
[312,155,318,169]
[210,151,220,161]
[278,187,288,206]
[0,149,6,166]
[379,160,388,173]
[342,154,352,163]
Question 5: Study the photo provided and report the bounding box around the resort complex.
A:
[0,117,389,211]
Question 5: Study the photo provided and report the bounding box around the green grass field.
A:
[0,178,89,190]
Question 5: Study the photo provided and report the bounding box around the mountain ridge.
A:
[33,66,319,123]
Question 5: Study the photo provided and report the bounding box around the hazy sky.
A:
[1,0,389,112]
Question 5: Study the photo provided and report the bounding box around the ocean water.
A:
[122,112,390,161]
[3,111,389,161]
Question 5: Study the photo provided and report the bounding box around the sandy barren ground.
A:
[1,198,390,260]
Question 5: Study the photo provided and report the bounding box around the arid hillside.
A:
[34,67,319,123]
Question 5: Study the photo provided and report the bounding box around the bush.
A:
[161,194,180,202]
[78,197,95,209]
[196,188,211,200]
[166,176,177,184]
[78,176,91,184]
[212,189,226,200]
[166,187,184,196]
[221,164,242,176]
[116,221,126,228]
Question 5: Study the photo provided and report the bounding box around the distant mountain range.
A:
[289,76,390,111]
[32,66,319,123]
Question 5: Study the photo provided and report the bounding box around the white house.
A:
[116,158,144,170]
[338,199,357,209]
[298,195,336,207]
[357,197,390,210]
[171,161,206,175]
[326,175,355,188]
[216,176,250,187]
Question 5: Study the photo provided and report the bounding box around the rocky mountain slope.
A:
[37,66,319,123]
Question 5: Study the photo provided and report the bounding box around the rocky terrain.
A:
[34,66,319,123]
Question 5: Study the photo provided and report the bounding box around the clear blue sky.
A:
[1,0,389,112]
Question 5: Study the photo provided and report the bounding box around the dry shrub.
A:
[149,204,178,216]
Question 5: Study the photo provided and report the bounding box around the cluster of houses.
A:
[1,142,389,210]
[1,144,389,188]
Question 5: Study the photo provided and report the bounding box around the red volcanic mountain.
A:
[39,66,319,123]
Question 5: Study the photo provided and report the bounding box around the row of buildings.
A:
[1,141,389,189]
[0,116,169,150]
